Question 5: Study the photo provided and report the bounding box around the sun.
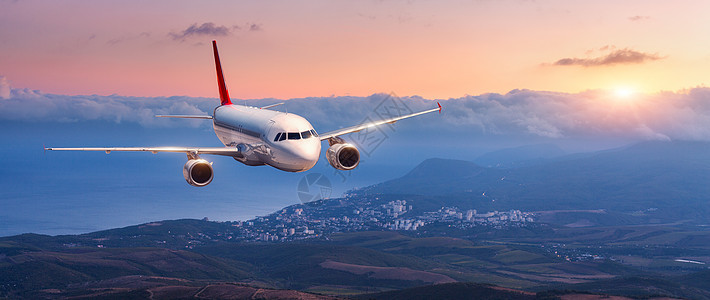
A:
[614,87,635,99]
[610,87,640,105]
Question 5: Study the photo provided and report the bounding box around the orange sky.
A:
[1,0,708,99]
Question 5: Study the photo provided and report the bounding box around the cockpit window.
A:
[287,132,301,140]
[301,130,312,139]
[274,130,317,142]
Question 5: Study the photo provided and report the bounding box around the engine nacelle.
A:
[326,143,360,170]
[183,159,214,187]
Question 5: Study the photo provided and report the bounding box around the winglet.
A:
[212,40,232,106]
[437,102,442,114]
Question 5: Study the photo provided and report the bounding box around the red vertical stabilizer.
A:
[212,40,232,106]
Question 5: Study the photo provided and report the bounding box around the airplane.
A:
[45,40,441,187]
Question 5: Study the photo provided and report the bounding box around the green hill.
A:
[196,243,453,290]
[0,246,255,297]
[2,222,709,299]
[541,275,710,300]
[354,282,536,300]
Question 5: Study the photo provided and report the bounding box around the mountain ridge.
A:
[360,140,710,223]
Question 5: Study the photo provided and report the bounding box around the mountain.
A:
[473,143,566,168]
[402,158,486,179]
[361,141,710,224]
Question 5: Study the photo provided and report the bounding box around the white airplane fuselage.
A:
[212,104,321,172]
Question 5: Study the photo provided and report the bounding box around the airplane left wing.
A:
[44,146,242,157]
[318,102,441,141]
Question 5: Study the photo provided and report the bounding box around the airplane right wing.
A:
[318,102,441,141]
[154,115,213,119]
[44,146,242,157]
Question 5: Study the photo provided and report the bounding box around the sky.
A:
[1,0,709,99]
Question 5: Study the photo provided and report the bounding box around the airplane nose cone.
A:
[288,139,321,172]
[298,140,321,170]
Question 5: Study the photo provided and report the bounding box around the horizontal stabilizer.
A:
[260,102,285,110]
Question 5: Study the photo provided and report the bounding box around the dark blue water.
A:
[0,121,419,236]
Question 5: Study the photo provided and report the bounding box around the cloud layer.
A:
[0,76,10,99]
[169,22,262,41]
[0,86,215,128]
[169,22,233,41]
[628,15,651,22]
[3,83,710,143]
[553,48,664,67]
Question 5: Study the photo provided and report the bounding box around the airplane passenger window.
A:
[301,130,312,139]
[279,132,286,141]
[287,132,301,140]
[310,129,318,137]
[274,132,282,142]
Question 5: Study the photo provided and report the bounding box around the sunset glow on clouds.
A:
[1,0,709,100]
[4,85,710,143]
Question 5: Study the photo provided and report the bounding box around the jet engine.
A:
[183,159,214,187]
[326,143,360,170]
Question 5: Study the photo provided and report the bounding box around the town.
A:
[218,197,536,243]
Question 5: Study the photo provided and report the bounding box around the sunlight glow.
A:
[615,88,635,99]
